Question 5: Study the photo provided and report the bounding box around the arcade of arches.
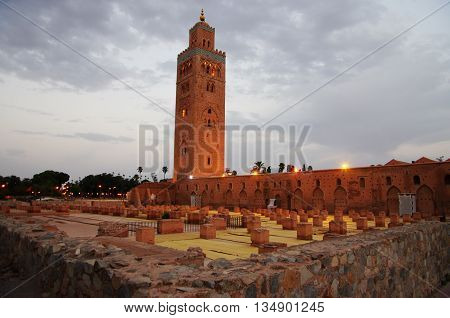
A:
[130,161,450,217]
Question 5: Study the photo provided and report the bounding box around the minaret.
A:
[173,10,226,180]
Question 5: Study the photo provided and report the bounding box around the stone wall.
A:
[0,215,448,297]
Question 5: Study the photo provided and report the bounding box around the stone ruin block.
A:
[258,242,287,254]
[247,217,262,233]
[297,222,313,240]
[289,211,298,220]
[176,247,205,267]
[366,211,375,221]
[27,206,41,214]
[307,210,314,217]
[275,213,284,225]
[313,215,323,227]
[251,228,270,246]
[375,215,386,227]
[334,214,344,222]
[136,227,155,244]
[1,206,10,214]
[269,212,276,221]
[412,212,422,222]
[356,217,368,230]
[320,210,329,218]
[211,217,226,230]
[351,213,360,222]
[281,217,297,230]
[329,220,347,235]
[97,222,128,238]
[233,206,240,213]
[388,214,403,228]
[56,205,69,213]
[402,214,412,223]
[299,213,308,223]
[200,224,216,239]
[157,219,183,234]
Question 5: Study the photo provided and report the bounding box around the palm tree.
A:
[278,162,285,173]
[162,166,168,180]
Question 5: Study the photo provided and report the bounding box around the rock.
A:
[159,272,175,284]
[208,258,232,269]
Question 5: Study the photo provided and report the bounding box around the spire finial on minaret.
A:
[199,8,205,22]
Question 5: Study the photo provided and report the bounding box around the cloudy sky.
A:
[0,0,449,180]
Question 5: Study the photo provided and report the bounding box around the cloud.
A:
[13,130,133,143]
[0,103,53,116]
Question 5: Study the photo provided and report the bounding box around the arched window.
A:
[203,39,206,47]
[413,175,421,185]
[207,40,210,48]
[242,182,245,189]
[445,174,450,185]
[206,83,210,91]
[207,119,211,127]
[316,180,320,187]
[336,178,341,186]
[228,183,232,189]
[205,184,209,191]
[297,180,301,187]
[181,147,187,156]
[211,83,215,92]
[207,157,211,165]
[181,109,187,117]
[386,176,392,186]
[216,183,220,190]
[359,177,365,188]
[208,108,212,114]
[206,65,210,74]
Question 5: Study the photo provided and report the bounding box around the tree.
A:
[137,166,143,181]
[436,156,444,162]
[252,161,264,173]
[267,166,272,173]
[162,166,168,180]
[308,165,313,171]
[151,172,158,182]
[278,163,285,173]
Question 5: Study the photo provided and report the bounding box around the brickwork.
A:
[157,219,184,234]
[136,227,155,244]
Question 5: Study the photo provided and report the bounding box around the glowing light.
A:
[189,175,193,179]
[251,171,259,175]
[294,167,299,173]
[1,184,5,188]
[341,162,350,170]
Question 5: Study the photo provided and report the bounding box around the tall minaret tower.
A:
[173,10,226,180]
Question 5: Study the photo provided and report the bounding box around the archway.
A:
[416,185,434,215]
[201,190,209,207]
[334,186,348,213]
[254,189,264,208]
[225,190,233,206]
[275,194,282,208]
[292,188,304,211]
[312,188,324,211]
[239,190,248,207]
[387,186,400,215]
